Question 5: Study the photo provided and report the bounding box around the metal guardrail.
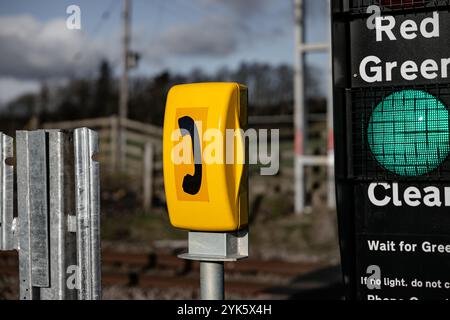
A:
[1,129,101,300]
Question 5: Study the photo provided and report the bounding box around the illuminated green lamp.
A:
[367,89,450,176]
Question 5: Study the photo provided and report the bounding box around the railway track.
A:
[0,251,336,298]
[101,251,323,276]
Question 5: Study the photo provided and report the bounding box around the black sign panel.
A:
[351,11,450,87]
[356,233,450,300]
[355,182,450,299]
[332,0,450,300]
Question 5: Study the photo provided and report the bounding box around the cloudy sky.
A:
[0,0,328,105]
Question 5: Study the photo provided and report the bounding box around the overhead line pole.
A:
[118,0,131,171]
[293,0,335,213]
[293,0,305,214]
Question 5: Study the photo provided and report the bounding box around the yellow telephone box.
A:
[163,82,248,231]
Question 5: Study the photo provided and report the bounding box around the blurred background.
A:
[0,0,341,299]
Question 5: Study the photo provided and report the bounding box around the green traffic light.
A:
[367,89,450,176]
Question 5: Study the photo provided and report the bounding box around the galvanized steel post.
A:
[74,128,101,300]
[0,133,14,251]
[200,261,224,300]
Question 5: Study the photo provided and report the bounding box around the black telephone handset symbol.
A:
[178,116,202,195]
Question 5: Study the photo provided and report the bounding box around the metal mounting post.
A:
[200,261,224,300]
[1,128,101,300]
[179,229,248,300]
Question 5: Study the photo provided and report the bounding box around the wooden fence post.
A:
[110,116,119,172]
[143,142,154,211]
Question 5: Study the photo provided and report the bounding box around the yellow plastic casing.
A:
[163,82,248,231]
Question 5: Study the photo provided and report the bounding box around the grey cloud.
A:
[0,77,39,105]
[194,0,286,43]
[144,17,239,61]
[0,15,106,80]
[201,0,272,17]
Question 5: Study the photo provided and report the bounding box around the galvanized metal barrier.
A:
[0,128,101,300]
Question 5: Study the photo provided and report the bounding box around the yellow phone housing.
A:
[163,82,248,231]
